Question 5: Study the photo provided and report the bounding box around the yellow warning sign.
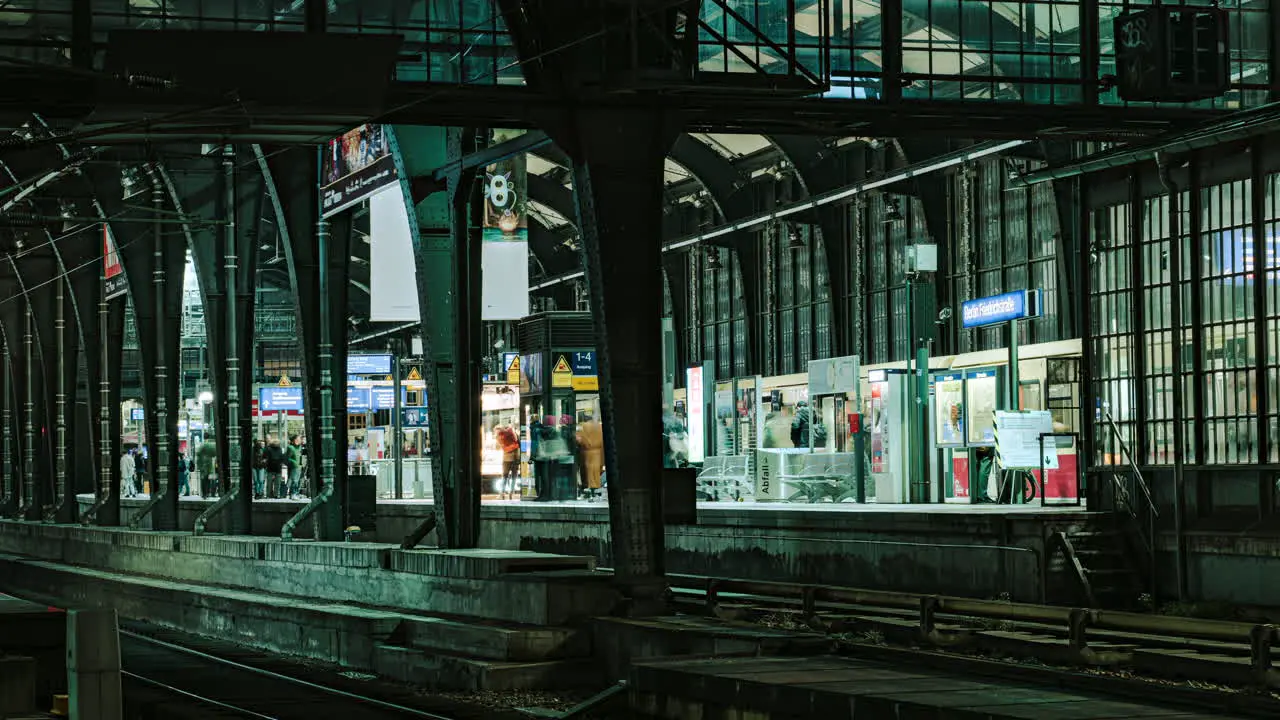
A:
[551,355,572,388]
[505,356,521,386]
[278,375,292,387]
[407,366,422,381]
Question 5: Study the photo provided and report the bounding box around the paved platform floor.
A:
[631,655,1244,720]
[90,492,1086,515]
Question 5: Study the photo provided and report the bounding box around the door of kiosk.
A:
[866,369,909,503]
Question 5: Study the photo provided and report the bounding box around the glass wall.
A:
[1089,163,1280,468]
[687,247,749,381]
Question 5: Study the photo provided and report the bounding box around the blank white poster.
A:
[482,240,529,320]
[368,187,420,322]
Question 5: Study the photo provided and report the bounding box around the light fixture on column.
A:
[883,197,903,223]
[787,224,805,251]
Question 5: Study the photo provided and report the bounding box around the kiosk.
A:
[515,312,602,501]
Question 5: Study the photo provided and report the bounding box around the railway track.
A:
[666,573,1280,716]
[118,624,520,720]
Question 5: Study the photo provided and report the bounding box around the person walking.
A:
[285,434,303,499]
[120,449,136,498]
[251,439,266,499]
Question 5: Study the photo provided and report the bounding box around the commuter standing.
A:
[134,446,148,495]
[120,450,136,498]
[196,440,218,497]
[265,437,285,499]
[496,424,520,499]
[575,415,604,500]
[251,439,266,499]
[177,452,190,497]
[285,434,303,500]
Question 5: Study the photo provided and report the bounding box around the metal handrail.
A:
[1101,406,1159,517]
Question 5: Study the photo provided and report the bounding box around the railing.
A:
[669,574,1280,689]
[1099,404,1159,596]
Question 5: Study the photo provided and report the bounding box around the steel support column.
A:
[390,125,483,550]
[558,108,679,613]
[0,332,12,516]
[264,146,351,541]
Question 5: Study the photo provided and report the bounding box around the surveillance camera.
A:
[938,307,953,321]
[494,339,505,350]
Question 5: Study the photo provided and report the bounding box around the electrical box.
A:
[1113,6,1229,102]
[906,244,938,274]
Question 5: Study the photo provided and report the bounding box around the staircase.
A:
[1052,407,1158,609]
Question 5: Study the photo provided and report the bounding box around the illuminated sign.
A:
[687,365,706,464]
[347,354,393,375]
[321,124,398,218]
[346,385,371,410]
[259,386,304,412]
[129,408,145,421]
[961,290,1041,329]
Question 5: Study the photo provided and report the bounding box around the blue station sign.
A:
[346,385,371,410]
[961,290,1041,329]
[347,354,392,376]
[259,386,304,412]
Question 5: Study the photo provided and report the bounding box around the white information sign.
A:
[995,410,1059,470]
[808,355,860,397]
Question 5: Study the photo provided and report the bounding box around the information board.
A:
[346,385,371,410]
[348,354,393,375]
[370,385,397,410]
[995,410,1059,470]
[130,407,145,421]
[260,386,304,412]
[571,351,598,392]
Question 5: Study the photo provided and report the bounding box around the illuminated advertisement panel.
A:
[321,124,398,218]
[687,366,706,463]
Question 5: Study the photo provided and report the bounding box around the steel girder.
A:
[168,147,262,535]
[389,125,483,550]
[262,145,354,542]
[81,153,186,530]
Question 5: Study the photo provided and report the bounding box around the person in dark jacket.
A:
[251,439,266,499]
[265,437,285,499]
[285,435,303,499]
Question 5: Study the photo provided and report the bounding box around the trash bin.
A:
[345,474,377,534]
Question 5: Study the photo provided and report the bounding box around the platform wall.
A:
[77,496,1095,602]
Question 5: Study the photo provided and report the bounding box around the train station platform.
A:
[76,493,1097,602]
[630,655,1244,720]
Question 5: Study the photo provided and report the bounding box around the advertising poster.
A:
[934,373,965,447]
[965,369,999,446]
[481,133,530,320]
[520,353,543,395]
[321,124,397,218]
[686,366,706,464]
[103,224,127,300]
